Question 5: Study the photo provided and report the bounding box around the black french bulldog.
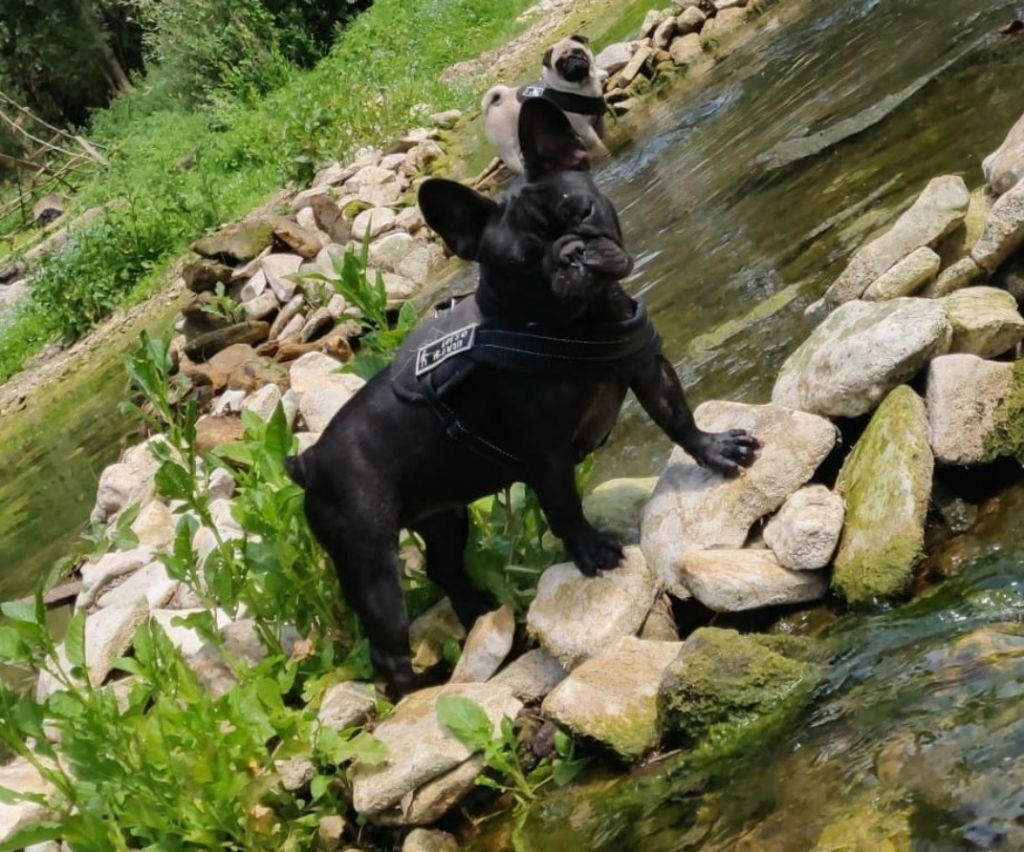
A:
[286,98,758,695]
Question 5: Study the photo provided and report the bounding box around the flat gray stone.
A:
[772,298,952,417]
[862,246,940,300]
[972,178,1024,272]
[449,605,515,684]
[490,648,567,703]
[764,485,845,570]
[678,549,828,611]
[943,286,1024,358]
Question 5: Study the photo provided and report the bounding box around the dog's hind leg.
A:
[304,499,417,695]
[413,507,493,630]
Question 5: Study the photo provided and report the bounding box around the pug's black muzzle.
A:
[557,54,592,83]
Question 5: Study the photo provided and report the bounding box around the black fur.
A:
[287,100,758,695]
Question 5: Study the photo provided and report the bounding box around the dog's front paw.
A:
[571,529,624,576]
[692,429,761,477]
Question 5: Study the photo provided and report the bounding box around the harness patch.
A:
[415,324,478,376]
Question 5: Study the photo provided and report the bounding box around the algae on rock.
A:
[832,386,933,604]
[985,360,1024,464]
[658,627,825,748]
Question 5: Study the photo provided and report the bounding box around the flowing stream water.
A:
[1,0,1024,844]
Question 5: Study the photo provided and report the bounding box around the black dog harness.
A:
[517,84,606,118]
[391,295,662,465]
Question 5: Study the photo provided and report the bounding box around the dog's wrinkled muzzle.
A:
[559,54,591,83]
[546,232,634,315]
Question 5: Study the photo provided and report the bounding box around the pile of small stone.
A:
[595,0,761,116]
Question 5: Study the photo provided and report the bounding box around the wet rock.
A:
[596,41,638,76]
[184,322,270,363]
[350,683,522,824]
[273,218,324,259]
[926,354,1015,466]
[920,256,983,298]
[820,176,970,310]
[772,298,952,418]
[262,253,303,302]
[97,560,178,610]
[659,627,824,746]
[669,32,705,66]
[183,258,234,294]
[84,597,150,687]
[317,681,378,731]
[90,441,161,524]
[983,110,1024,194]
[195,415,244,452]
[582,476,658,541]
[542,636,682,760]
[972,179,1024,272]
[943,286,1024,358]
[527,547,657,669]
[403,828,458,852]
[193,220,274,265]
[679,549,828,611]
[763,485,845,570]
[862,246,940,300]
[0,757,56,844]
[833,386,932,604]
[641,402,837,597]
[450,605,515,683]
[490,648,567,703]
[409,598,466,673]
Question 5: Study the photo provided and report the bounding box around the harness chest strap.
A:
[518,84,607,117]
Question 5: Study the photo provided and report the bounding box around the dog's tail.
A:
[284,452,309,489]
[481,85,512,117]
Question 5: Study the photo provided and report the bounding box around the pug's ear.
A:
[542,46,554,69]
[569,33,590,45]
[518,97,588,179]
[418,178,497,260]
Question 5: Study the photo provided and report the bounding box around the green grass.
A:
[0,0,534,384]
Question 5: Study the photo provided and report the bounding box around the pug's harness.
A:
[517,85,606,118]
[391,295,661,464]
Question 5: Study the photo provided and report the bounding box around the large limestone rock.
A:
[641,402,837,597]
[96,560,178,610]
[130,500,175,549]
[832,386,933,604]
[542,636,682,760]
[526,547,658,669]
[862,246,940,300]
[943,286,1024,358]
[772,298,952,418]
[78,545,156,608]
[84,597,150,687]
[289,351,365,432]
[317,681,378,731]
[449,605,515,683]
[90,441,161,524]
[582,476,658,541]
[763,485,845,570]
[926,354,1015,466]
[920,257,983,298]
[350,683,522,825]
[658,627,824,746]
[678,549,828,611]
[972,179,1024,272]
[983,110,1024,194]
[819,176,969,310]
[0,757,56,844]
[490,648,567,703]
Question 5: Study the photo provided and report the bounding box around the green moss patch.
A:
[985,360,1024,464]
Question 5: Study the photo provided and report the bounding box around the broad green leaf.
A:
[436,696,494,752]
[0,626,30,663]
[552,755,590,787]
[155,460,193,501]
[0,819,64,852]
[0,600,37,624]
[310,774,331,802]
[64,610,86,669]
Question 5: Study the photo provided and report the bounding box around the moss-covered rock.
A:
[985,360,1024,464]
[658,627,825,748]
[192,220,274,265]
[583,476,658,541]
[943,286,1024,358]
[832,386,933,604]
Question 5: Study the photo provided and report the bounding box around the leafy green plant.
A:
[296,237,418,379]
[436,696,589,808]
[199,282,246,325]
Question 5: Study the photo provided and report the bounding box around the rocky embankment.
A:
[10,1,1024,849]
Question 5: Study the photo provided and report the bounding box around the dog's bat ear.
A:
[418,178,497,260]
[569,33,589,45]
[518,97,588,179]
[541,46,554,68]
